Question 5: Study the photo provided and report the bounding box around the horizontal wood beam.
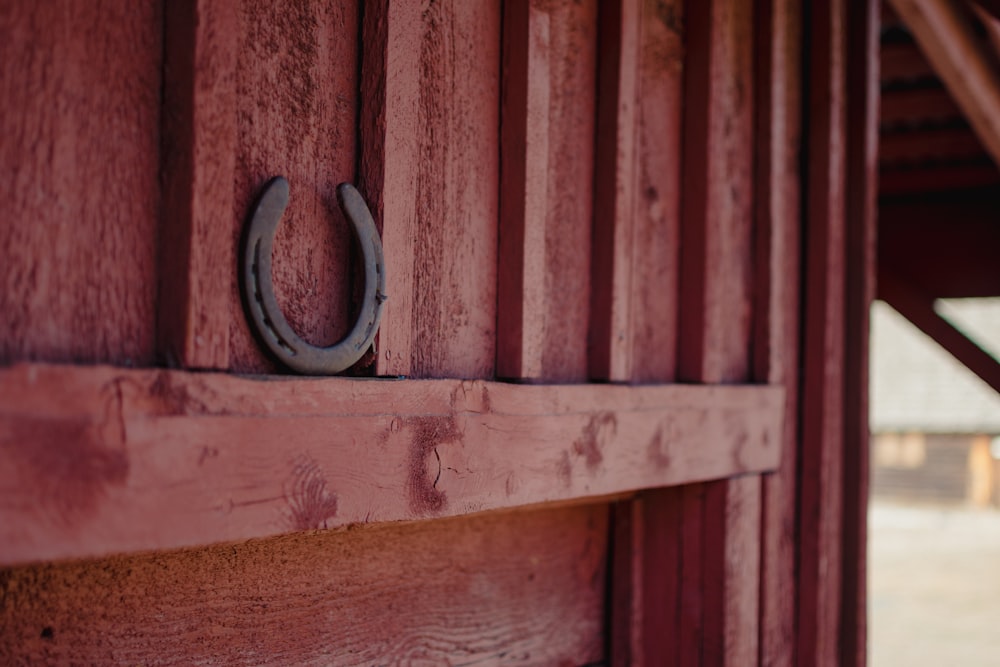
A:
[880,42,936,81]
[889,0,1000,167]
[879,161,1000,194]
[879,126,985,164]
[880,86,961,127]
[0,363,783,566]
[878,270,1000,393]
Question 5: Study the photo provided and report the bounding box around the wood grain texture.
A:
[229,0,360,373]
[364,0,501,379]
[0,505,607,666]
[0,363,783,566]
[360,0,419,377]
[0,0,161,365]
[678,0,760,664]
[160,0,238,369]
[594,0,686,664]
[798,0,847,663]
[841,2,878,664]
[590,0,683,384]
[754,0,802,665]
[498,0,598,382]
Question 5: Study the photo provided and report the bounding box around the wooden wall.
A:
[0,0,876,664]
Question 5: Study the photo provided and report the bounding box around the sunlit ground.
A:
[869,499,1000,666]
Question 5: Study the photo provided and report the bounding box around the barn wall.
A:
[0,0,875,664]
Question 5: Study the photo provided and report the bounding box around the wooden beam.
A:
[889,0,1000,168]
[880,42,937,81]
[0,363,783,566]
[596,0,685,663]
[879,161,1000,194]
[160,0,237,369]
[879,126,985,164]
[799,0,848,664]
[754,0,803,664]
[498,0,597,382]
[678,0,759,664]
[879,86,961,127]
[842,0,880,664]
[879,270,1000,393]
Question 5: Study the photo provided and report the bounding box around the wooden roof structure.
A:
[880,0,1000,397]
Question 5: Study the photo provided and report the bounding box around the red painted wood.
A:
[228,0,361,374]
[878,162,1000,195]
[842,2,879,664]
[498,0,598,382]
[879,86,961,127]
[879,126,985,165]
[593,0,686,664]
[677,0,760,664]
[162,0,361,373]
[0,363,783,566]
[0,0,161,366]
[361,0,420,378]
[0,505,607,666]
[880,42,936,81]
[160,0,237,370]
[799,1,847,663]
[362,0,502,380]
[754,0,803,664]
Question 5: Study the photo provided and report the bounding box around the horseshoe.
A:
[240,176,386,375]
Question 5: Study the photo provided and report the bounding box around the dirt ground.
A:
[869,499,1000,665]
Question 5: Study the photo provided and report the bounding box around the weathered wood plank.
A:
[361,0,420,378]
[0,0,161,366]
[160,0,237,370]
[595,0,686,664]
[678,0,760,664]
[228,0,361,374]
[498,0,598,382]
[364,0,501,379]
[0,505,607,666]
[754,0,802,664]
[799,0,848,663]
[0,363,783,566]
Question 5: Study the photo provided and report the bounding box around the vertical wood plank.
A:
[362,0,501,380]
[499,0,598,382]
[598,0,686,664]
[841,2,878,664]
[591,0,640,382]
[161,0,237,369]
[361,0,419,378]
[754,0,802,665]
[798,0,848,664]
[0,0,161,365]
[228,0,360,373]
[678,0,759,665]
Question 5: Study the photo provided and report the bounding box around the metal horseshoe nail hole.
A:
[239,176,386,375]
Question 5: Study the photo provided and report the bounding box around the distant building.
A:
[871,299,1000,505]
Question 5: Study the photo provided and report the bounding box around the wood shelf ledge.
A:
[0,363,783,565]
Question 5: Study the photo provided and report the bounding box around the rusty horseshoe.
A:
[240,177,386,375]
